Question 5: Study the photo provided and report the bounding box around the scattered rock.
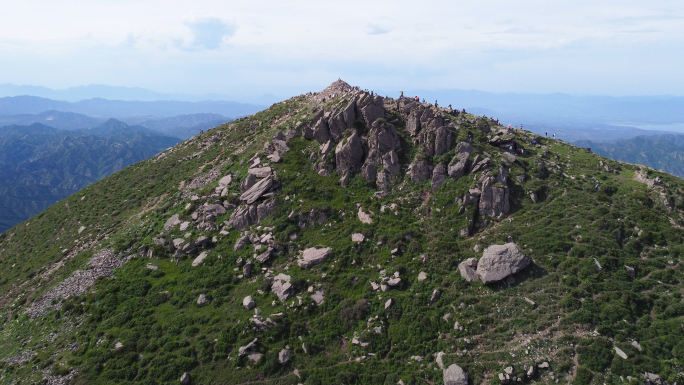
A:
[234,235,252,251]
[631,340,642,352]
[358,208,373,224]
[385,298,393,309]
[255,247,274,263]
[311,290,325,305]
[351,233,365,243]
[429,289,441,304]
[180,372,191,385]
[218,174,232,187]
[443,364,468,385]
[458,258,479,282]
[625,265,635,277]
[278,349,291,364]
[238,338,259,356]
[436,351,445,369]
[411,355,424,362]
[387,277,402,287]
[78,226,86,234]
[417,271,427,282]
[298,247,333,268]
[197,294,207,307]
[191,251,208,267]
[538,362,550,369]
[614,346,628,359]
[243,296,256,310]
[476,243,531,284]
[164,214,181,231]
[272,274,294,302]
[644,373,664,385]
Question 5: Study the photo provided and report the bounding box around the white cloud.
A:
[176,18,237,51]
[0,0,682,96]
[365,23,390,35]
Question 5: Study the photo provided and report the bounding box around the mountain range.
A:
[0,120,180,233]
[0,80,682,385]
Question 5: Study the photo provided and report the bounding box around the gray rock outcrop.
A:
[432,164,447,190]
[479,167,509,218]
[476,243,530,284]
[335,131,366,176]
[409,158,432,183]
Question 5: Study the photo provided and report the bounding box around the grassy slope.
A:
[0,90,683,385]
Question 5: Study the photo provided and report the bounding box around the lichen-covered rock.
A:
[476,243,531,284]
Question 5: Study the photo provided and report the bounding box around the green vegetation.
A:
[0,85,683,384]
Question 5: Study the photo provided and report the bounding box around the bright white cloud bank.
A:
[0,0,682,97]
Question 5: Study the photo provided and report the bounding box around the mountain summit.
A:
[0,81,683,385]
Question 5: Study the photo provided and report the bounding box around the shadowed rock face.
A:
[335,131,366,175]
[476,243,530,284]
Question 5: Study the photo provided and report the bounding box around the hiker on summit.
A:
[435,100,438,108]
[400,91,404,99]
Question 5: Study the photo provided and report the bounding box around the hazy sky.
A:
[1,0,682,98]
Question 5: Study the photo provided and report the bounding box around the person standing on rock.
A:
[400,91,404,99]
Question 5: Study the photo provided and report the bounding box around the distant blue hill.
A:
[0,120,181,232]
[0,95,264,120]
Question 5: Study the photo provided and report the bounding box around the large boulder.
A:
[240,176,273,204]
[298,247,333,269]
[476,243,531,284]
[443,364,468,385]
[271,274,294,302]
